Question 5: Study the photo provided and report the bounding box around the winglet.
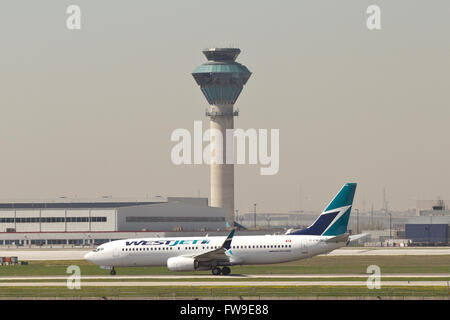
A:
[222,229,235,250]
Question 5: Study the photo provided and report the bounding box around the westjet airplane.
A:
[85,183,365,275]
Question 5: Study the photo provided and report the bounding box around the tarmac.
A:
[0,280,449,287]
[0,274,449,287]
[0,274,449,280]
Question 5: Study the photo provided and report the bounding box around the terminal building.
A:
[0,197,226,247]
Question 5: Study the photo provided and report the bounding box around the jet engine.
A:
[167,256,199,271]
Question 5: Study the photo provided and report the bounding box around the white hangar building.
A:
[0,197,226,247]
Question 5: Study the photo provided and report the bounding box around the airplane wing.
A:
[190,229,235,264]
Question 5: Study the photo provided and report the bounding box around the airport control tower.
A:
[192,48,252,228]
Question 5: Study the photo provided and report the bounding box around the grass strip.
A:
[0,277,450,283]
[0,285,449,298]
[1,255,450,277]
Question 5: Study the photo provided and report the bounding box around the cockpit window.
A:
[93,247,105,253]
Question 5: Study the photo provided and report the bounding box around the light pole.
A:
[354,209,359,234]
[238,215,244,227]
[388,212,392,240]
[254,203,257,229]
[266,216,271,230]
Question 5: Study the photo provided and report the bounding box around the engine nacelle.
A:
[167,256,199,272]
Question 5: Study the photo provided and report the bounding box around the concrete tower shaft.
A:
[192,48,252,228]
[210,103,234,220]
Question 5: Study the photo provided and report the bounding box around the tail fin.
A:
[289,183,357,236]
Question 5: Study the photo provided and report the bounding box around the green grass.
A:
[1,277,450,283]
[1,255,450,277]
[0,285,448,298]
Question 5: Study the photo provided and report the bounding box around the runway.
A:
[0,274,449,287]
[1,247,450,261]
[0,280,448,287]
[326,248,450,256]
[0,274,449,280]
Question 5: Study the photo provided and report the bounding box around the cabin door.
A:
[113,246,121,258]
[301,243,308,255]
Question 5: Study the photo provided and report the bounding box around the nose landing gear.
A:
[110,267,116,276]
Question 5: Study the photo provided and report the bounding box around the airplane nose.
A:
[84,252,94,262]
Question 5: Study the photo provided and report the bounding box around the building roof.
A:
[0,201,164,210]
[202,48,241,62]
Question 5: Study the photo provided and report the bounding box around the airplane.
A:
[84,183,366,275]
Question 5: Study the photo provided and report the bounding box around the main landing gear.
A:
[110,267,116,275]
[211,266,231,276]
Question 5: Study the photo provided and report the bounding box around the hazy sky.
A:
[0,1,449,213]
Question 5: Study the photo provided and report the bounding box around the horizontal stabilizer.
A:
[349,233,368,242]
[325,233,349,243]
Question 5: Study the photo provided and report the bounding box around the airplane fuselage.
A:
[85,234,345,268]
